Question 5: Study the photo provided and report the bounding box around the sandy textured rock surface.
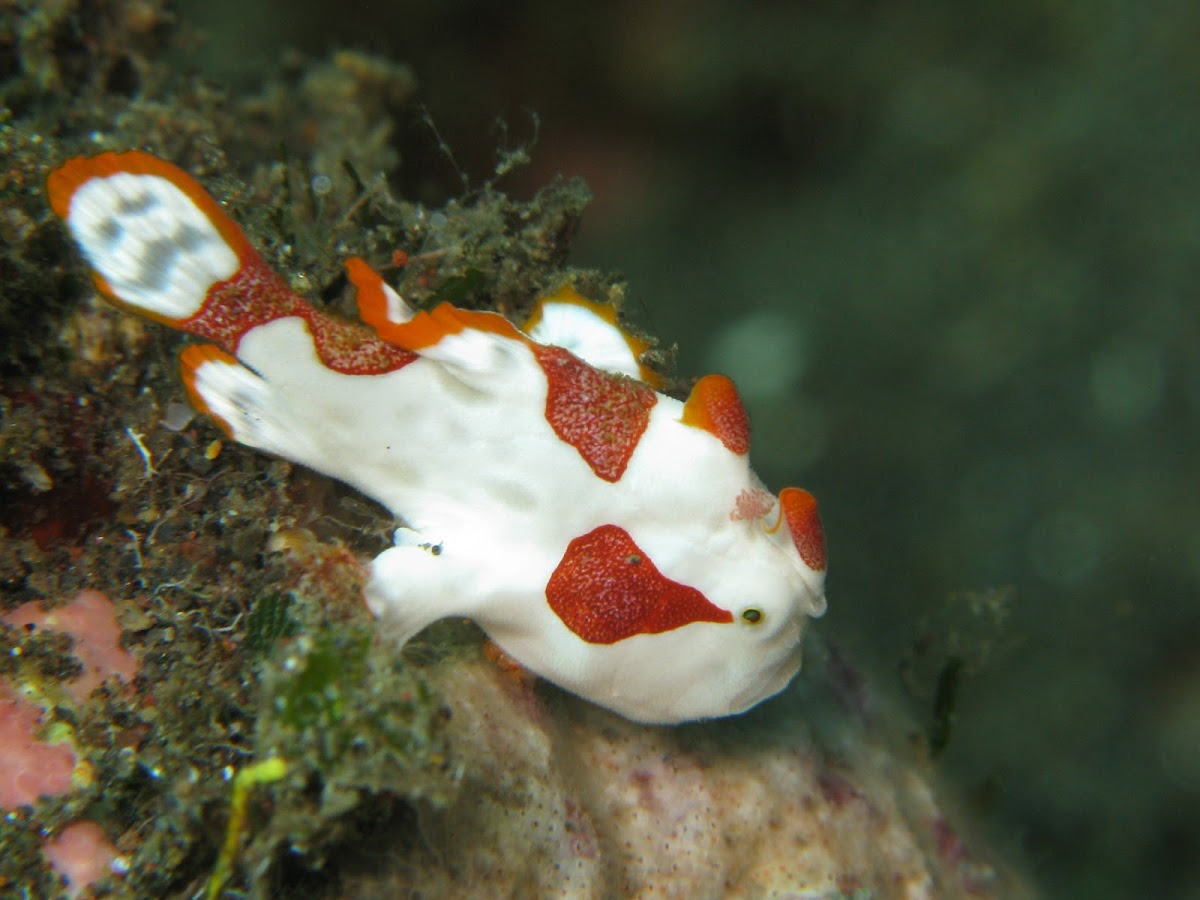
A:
[342,650,1023,899]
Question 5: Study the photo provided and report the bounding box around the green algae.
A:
[243,593,300,657]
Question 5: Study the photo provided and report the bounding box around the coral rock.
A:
[344,654,1020,898]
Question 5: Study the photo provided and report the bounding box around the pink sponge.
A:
[0,683,76,808]
[43,820,121,897]
[1,588,140,809]
[1,589,135,892]
[4,588,137,702]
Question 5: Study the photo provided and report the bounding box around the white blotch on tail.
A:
[65,173,239,319]
[526,301,642,378]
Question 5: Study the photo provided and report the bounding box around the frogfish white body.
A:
[48,151,827,724]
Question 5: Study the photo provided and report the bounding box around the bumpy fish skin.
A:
[47,151,827,724]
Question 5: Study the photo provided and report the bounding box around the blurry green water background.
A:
[174,0,1200,895]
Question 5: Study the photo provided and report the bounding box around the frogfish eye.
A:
[740,607,764,625]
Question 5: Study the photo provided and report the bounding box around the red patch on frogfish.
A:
[546,524,732,644]
[533,345,657,482]
[181,254,416,375]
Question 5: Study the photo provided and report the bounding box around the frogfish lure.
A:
[47,151,827,724]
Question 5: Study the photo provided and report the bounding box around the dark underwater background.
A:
[172,1,1200,896]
